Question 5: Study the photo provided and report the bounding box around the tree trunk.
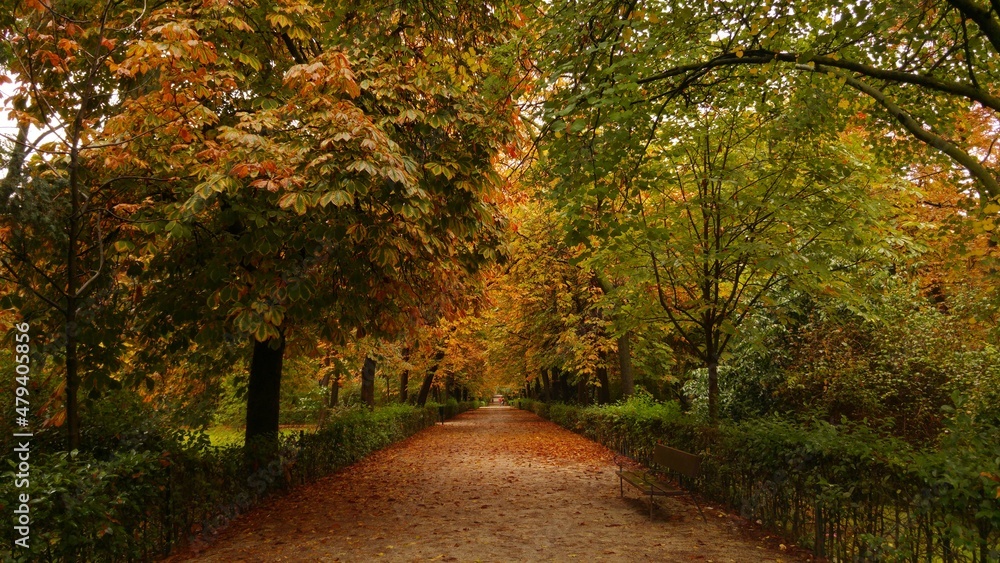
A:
[329,372,340,407]
[618,331,635,399]
[66,122,83,452]
[360,356,376,407]
[595,364,611,404]
[559,369,569,401]
[400,369,409,403]
[540,368,551,401]
[416,349,446,406]
[399,347,410,403]
[592,271,633,402]
[445,373,455,401]
[66,298,80,451]
[576,377,589,406]
[246,335,286,443]
[707,360,719,422]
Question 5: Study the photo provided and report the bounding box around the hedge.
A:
[514,397,1000,563]
[2,401,480,562]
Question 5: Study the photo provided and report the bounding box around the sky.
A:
[1,76,61,179]
[0,80,18,179]
[1,80,19,137]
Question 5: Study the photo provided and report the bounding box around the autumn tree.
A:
[532,48,904,416]
[534,0,1000,210]
[1,0,527,451]
[119,1,525,444]
[0,0,225,449]
[622,100,905,419]
[473,198,622,403]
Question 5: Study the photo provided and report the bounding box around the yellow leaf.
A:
[277,193,297,209]
[266,13,293,29]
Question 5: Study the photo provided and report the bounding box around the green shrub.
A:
[279,385,327,425]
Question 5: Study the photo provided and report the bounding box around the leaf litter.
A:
[166,407,813,562]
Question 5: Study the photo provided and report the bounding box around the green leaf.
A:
[320,190,354,207]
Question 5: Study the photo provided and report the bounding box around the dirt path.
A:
[171,406,809,562]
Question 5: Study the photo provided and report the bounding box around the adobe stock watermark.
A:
[11,322,32,550]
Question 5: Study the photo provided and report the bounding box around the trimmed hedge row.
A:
[515,397,1000,563]
[2,401,480,562]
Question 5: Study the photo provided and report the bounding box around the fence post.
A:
[815,503,825,558]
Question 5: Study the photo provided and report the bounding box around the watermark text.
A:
[12,321,31,549]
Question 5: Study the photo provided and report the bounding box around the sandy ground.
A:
[167,406,811,562]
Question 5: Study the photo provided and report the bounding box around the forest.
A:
[1,0,999,561]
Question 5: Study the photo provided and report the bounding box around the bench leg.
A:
[649,487,654,519]
[691,494,707,523]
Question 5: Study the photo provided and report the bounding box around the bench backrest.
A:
[653,444,701,478]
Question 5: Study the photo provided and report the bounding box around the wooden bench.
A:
[617,443,707,521]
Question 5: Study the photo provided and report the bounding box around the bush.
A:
[279,385,327,425]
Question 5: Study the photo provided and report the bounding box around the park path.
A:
[170,406,809,562]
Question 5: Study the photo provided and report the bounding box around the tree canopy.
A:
[2,0,999,448]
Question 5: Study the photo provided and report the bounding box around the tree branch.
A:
[807,62,1000,200]
[639,49,1000,114]
[947,0,1000,55]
